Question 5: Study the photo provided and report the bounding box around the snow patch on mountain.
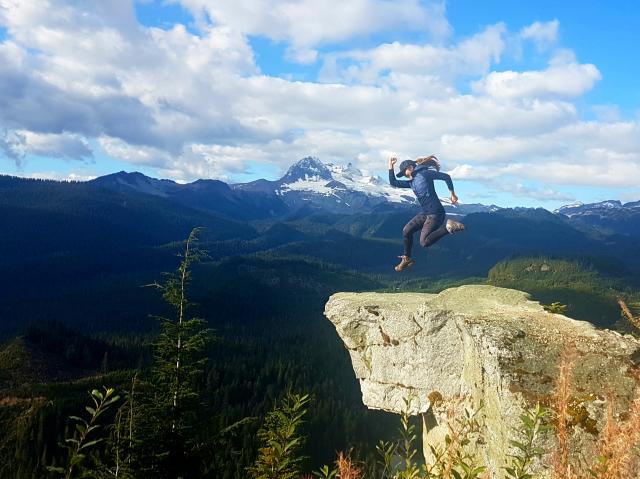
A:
[555,200,628,217]
[278,179,344,199]
[277,158,416,205]
[268,157,506,216]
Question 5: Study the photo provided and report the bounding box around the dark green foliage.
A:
[423,402,485,479]
[313,464,338,478]
[0,176,255,262]
[489,256,640,327]
[149,229,212,430]
[248,393,310,479]
[0,253,397,478]
[505,403,551,479]
[2,178,640,477]
[543,302,568,314]
[48,387,120,479]
[0,176,255,338]
[396,396,421,479]
[130,228,214,477]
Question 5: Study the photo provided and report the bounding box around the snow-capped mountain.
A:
[554,199,640,236]
[85,159,640,231]
[234,156,499,216]
[554,200,625,216]
[280,156,334,183]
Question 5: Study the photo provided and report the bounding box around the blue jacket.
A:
[389,164,454,214]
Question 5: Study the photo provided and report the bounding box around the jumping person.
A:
[388,155,465,272]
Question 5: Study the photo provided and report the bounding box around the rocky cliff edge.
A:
[324,285,640,477]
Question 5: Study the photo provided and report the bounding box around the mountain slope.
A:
[0,175,257,263]
[555,200,640,236]
[90,171,288,220]
[234,156,499,216]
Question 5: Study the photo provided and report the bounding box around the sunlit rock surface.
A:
[324,285,640,477]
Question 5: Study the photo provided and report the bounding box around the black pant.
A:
[402,211,448,257]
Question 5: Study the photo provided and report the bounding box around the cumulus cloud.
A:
[520,19,559,50]
[176,0,451,56]
[0,0,638,203]
[498,181,573,202]
[446,122,640,189]
[474,62,601,100]
[1,130,92,166]
[320,23,507,86]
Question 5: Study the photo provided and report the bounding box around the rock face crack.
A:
[363,305,380,316]
[324,285,640,479]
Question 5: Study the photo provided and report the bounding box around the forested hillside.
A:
[1,175,639,477]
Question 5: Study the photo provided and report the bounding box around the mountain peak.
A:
[555,199,624,216]
[281,156,333,183]
[90,170,176,197]
[100,170,149,181]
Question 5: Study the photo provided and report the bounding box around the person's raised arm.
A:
[388,157,411,188]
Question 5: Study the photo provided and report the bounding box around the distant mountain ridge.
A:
[3,163,640,339]
[554,199,640,236]
[235,156,502,216]
[90,170,288,220]
[87,157,640,237]
[3,157,639,231]
[86,157,500,218]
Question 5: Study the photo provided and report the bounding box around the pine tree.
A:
[135,228,213,477]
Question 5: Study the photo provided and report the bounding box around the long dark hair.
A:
[415,155,440,171]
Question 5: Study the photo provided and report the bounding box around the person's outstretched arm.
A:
[429,170,459,204]
[388,157,411,188]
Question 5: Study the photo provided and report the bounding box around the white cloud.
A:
[1,130,92,166]
[592,104,621,122]
[320,23,507,87]
[176,0,451,54]
[520,19,559,50]
[498,181,573,202]
[98,136,171,167]
[0,170,97,182]
[0,1,637,202]
[474,62,601,100]
[445,122,640,189]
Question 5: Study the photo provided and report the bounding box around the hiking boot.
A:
[446,219,465,234]
[395,255,415,272]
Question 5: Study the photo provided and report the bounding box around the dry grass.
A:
[550,341,640,479]
[619,298,640,331]
[336,450,362,479]
[583,389,640,479]
[599,395,621,476]
[616,390,640,477]
[551,343,576,479]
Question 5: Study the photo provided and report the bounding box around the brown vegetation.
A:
[336,450,363,479]
[550,343,640,479]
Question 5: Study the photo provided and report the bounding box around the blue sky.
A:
[1,0,639,208]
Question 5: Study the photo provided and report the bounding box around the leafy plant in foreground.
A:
[505,403,550,479]
[48,387,120,479]
[313,464,337,478]
[248,392,311,479]
[396,395,421,479]
[423,398,486,479]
